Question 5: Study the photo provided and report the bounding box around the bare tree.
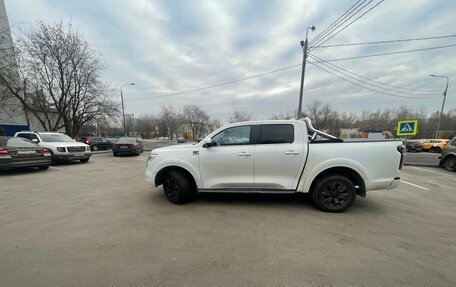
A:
[160,105,179,139]
[181,104,210,140]
[0,21,118,137]
[228,109,252,123]
[305,99,336,129]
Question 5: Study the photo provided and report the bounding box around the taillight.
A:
[112,144,118,149]
[0,147,8,156]
[42,148,51,154]
[131,144,137,148]
[397,145,405,170]
[85,139,90,144]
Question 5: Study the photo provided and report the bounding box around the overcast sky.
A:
[5,0,456,122]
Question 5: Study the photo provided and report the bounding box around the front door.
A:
[199,125,254,189]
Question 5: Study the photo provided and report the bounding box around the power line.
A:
[310,0,367,45]
[128,64,302,102]
[307,60,442,100]
[308,54,441,94]
[310,0,385,50]
[311,44,456,62]
[313,34,456,48]
[311,0,374,47]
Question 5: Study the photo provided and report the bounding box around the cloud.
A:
[4,0,456,122]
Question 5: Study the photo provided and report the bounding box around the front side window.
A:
[17,133,39,141]
[260,124,294,144]
[212,126,251,146]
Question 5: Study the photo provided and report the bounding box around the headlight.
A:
[57,147,66,152]
[149,153,158,161]
[86,146,90,151]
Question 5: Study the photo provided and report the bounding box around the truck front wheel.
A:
[163,171,195,204]
[312,175,356,212]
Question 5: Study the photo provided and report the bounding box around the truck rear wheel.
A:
[312,175,356,212]
[163,171,195,204]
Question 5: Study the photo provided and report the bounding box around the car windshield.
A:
[40,133,74,142]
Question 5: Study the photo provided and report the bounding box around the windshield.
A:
[40,134,74,142]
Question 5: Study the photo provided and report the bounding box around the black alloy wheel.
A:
[443,157,456,171]
[163,171,195,204]
[312,175,356,212]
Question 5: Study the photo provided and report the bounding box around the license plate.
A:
[18,150,35,154]
[120,146,128,148]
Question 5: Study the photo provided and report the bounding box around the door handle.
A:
[285,151,299,155]
[238,152,251,157]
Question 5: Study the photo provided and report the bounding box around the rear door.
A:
[254,123,306,190]
[199,125,254,189]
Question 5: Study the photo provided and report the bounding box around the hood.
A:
[152,143,197,153]
[40,142,89,148]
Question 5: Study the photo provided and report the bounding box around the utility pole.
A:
[120,83,135,137]
[298,26,315,119]
[430,75,449,138]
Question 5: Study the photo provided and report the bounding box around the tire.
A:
[163,171,195,204]
[113,152,118,157]
[80,158,90,163]
[311,175,356,212]
[92,145,99,151]
[443,157,456,171]
[38,165,49,170]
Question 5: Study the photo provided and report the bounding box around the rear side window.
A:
[17,133,39,141]
[260,124,294,144]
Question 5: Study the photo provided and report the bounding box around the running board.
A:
[198,188,296,194]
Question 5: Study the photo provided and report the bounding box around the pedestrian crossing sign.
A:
[397,120,418,136]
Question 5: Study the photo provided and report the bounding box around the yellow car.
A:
[422,139,449,153]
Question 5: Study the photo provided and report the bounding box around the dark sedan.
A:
[0,136,52,170]
[405,140,423,152]
[80,136,112,151]
[112,138,144,156]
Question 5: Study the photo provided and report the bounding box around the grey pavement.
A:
[0,153,455,286]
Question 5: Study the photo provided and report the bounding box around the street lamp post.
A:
[120,83,135,136]
[430,75,449,139]
[297,25,316,119]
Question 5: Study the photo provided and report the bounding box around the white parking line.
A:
[402,180,429,191]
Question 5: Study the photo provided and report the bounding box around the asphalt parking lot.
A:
[0,153,455,287]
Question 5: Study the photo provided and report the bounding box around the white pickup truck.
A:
[145,118,404,212]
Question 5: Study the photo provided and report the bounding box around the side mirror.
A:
[202,138,216,148]
[31,139,39,143]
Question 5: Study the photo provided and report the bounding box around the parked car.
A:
[15,131,91,164]
[0,136,51,170]
[80,136,112,151]
[422,139,449,153]
[112,137,144,156]
[177,137,187,143]
[439,136,456,171]
[145,118,404,212]
[404,140,422,152]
